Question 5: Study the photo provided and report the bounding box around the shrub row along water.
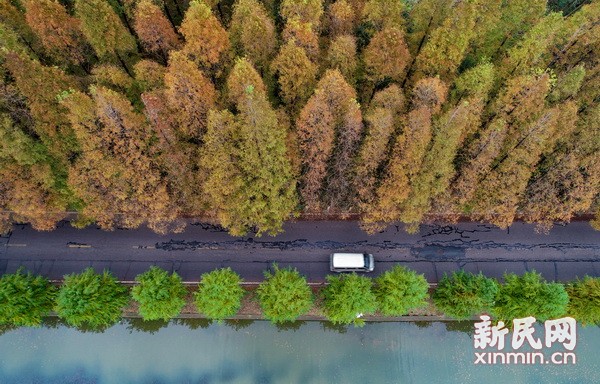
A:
[0,265,598,330]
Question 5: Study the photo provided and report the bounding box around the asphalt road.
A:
[1,220,599,283]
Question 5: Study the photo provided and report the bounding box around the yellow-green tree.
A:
[0,1,44,59]
[326,34,358,84]
[229,0,276,72]
[361,0,404,31]
[74,0,137,69]
[271,40,317,111]
[280,0,323,28]
[413,0,477,82]
[471,0,546,61]
[200,59,297,236]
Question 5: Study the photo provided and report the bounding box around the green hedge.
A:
[195,267,245,322]
[566,276,600,325]
[494,271,569,322]
[0,269,56,327]
[256,264,313,323]
[374,265,429,316]
[131,266,187,321]
[322,273,378,326]
[432,271,498,320]
[0,265,596,329]
[55,268,129,330]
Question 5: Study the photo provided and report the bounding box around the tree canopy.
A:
[0,0,598,236]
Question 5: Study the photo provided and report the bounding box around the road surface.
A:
[1,220,599,283]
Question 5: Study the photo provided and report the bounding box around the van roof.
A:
[331,253,366,268]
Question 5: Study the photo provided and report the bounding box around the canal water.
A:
[0,319,598,384]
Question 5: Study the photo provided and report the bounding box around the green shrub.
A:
[322,273,377,326]
[55,268,129,329]
[0,269,56,327]
[374,265,429,316]
[195,267,245,322]
[432,270,498,319]
[256,264,313,323]
[131,266,187,321]
[494,271,568,322]
[566,276,600,325]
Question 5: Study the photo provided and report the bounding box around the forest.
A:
[0,0,598,236]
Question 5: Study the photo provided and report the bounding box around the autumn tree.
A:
[325,34,358,83]
[470,100,575,229]
[296,69,363,212]
[282,18,320,62]
[471,0,546,61]
[3,52,79,162]
[62,87,178,233]
[164,50,216,140]
[521,105,599,232]
[23,0,90,67]
[399,63,495,229]
[354,84,404,206]
[326,0,355,36]
[363,27,410,84]
[271,40,317,111]
[134,59,166,91]
[361,0,404,31]
[362,77,446,231]
[0,1,45,59]
[229,0,276,71]
[74,0,137,70]
[280,0,323,28]
[449,73,551,222]
[413,0,477,82]
[200,58,297,236]
[141,89,207,217]
[133,0,181,62]
[179,0,230,77]
[449,118,507,216]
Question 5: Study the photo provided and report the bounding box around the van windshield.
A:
[363,254,369,267]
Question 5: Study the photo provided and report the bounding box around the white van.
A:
[330,253,374,272]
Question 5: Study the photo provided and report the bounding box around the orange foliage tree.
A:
[179,0,230,77]
[164,50,216,140]
[23,0,90,67]
[133,0,181,62]
[296,69,363,212]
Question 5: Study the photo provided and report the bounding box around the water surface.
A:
[0,319,598,383]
